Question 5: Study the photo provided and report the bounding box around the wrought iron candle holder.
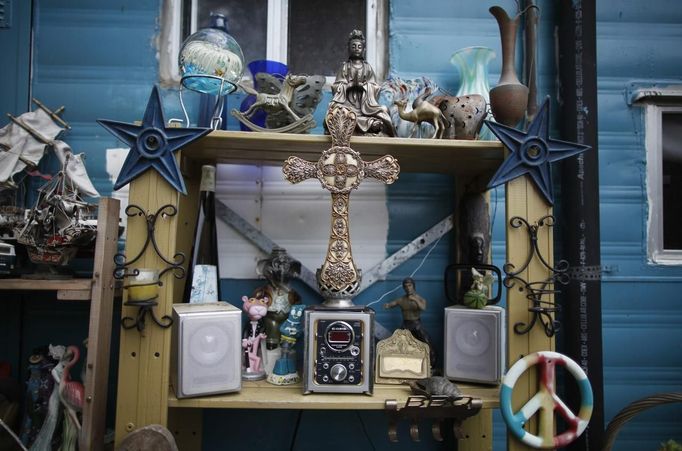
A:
[503,215,569,337]
[114,204,186,332]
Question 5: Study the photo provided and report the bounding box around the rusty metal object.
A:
[385,395,483,442]
[489,6,528,127]
[283,107,399,305]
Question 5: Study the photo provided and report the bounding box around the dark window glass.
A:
[190,0,267,67]
[662,112,682,249]
[288,0,366,75]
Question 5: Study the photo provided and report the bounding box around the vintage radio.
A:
[171,302,242,398]
[303,305,374,395]
[443,305,505,385]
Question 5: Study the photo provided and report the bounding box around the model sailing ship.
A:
[0,99,100,268]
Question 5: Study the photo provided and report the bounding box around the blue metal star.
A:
[485,97,590,205]
[97,86,210,194]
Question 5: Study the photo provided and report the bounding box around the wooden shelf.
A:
[168,380,500,410]
[182,130,504,177]
[0,277,93,300]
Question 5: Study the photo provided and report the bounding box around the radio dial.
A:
[330,364,347,382]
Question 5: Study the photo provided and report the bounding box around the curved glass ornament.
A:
[179,26,245,96]
[450,46,496,140]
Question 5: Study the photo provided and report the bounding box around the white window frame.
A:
[639,89,682,264]
[158,0,387,87]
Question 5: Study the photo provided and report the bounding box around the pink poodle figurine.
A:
[241,295,268,380]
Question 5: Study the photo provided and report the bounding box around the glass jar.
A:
[179,22,245,96]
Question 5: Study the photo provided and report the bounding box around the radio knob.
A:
[350,346,360,356]
[330,364,348,382]
[322,363,329,370]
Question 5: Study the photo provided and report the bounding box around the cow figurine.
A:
[241,295,269,380]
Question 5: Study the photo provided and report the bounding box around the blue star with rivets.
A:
[485,97,590,205]
[97,86,210,194]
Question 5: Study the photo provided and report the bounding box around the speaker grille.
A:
[444,306,505,384]
[173,304,242,398]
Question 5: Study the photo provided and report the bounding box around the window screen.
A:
[287,0,366,76]
[190,0,268,67]
[662,112,682,250]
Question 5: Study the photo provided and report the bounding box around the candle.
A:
[127,268,159,301]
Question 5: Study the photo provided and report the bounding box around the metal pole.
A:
[557,1,604,449]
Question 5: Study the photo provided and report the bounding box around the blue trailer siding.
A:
[597,1,682,449]
[30,0,161,197]
[3,0,681,449]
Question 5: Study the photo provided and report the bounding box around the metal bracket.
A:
[358,214,453,294]
[385,395,482,442]
[568,265,616,281]
[215,199,319,292]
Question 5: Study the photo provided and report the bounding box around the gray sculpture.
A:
[458,192,491,300]
[328,29,396,137]
[255,247,302,350]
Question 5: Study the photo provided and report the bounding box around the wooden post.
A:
[114,167,199,445]
[80,197,120,450]
[506,176,554,451]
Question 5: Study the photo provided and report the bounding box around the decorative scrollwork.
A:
[120,298,173,332]
[503,215,568,337]
[365,155,400,185]
[114,204,185,333]
[283,156,317,184]
[325,107,357,148]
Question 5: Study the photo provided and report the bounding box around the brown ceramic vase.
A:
[489,6,528,127]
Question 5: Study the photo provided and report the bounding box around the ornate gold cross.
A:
[283,107,400,306]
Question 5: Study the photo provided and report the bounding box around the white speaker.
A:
[171,302,242,398]
[443,305,505,385]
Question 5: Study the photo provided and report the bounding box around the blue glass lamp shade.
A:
[239,60,289,131]
[179,26,245,96]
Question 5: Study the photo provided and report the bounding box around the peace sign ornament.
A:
[500,351,593,449]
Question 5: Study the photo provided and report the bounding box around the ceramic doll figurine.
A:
[268,304,305,385]
[19,347,58,447]
[26,344,65,451]
[58,345,84,451]
[463,267,494,309]
[384,277,436,366]
[241,295,268,381]
[256,247,302,351]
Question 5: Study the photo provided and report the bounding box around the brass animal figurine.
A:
[393,89,448,139]
[232,74,315,133]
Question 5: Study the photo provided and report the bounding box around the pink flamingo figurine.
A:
[59,345,84,430]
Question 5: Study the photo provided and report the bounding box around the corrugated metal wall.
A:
[597,1,682,449]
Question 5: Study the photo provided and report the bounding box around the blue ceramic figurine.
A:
[267,304,305,385]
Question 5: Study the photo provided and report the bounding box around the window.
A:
[639,88,682,263]
[159,0,387,86]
